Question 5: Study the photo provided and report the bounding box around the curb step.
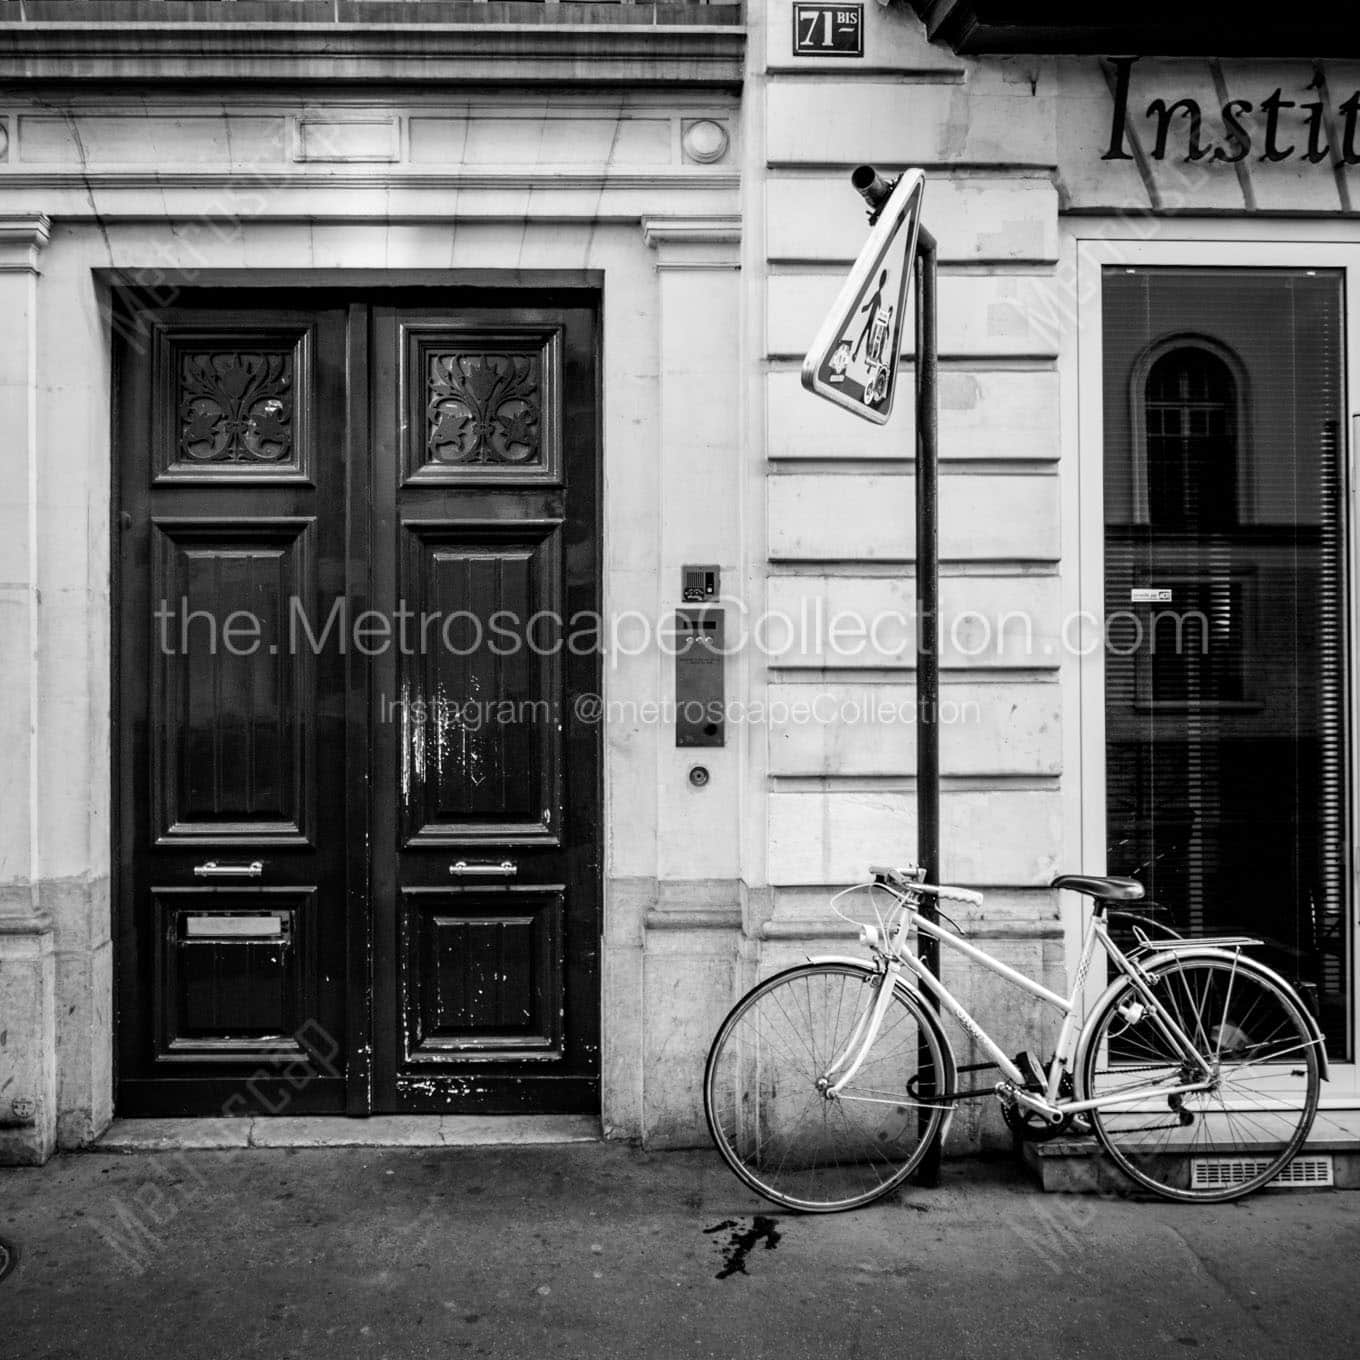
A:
[1019,1112,1360,1194]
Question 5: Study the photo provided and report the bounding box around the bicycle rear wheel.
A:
[1079,956,1321,1202]
[704,963,948,1212]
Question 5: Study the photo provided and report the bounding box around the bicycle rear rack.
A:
[1130,932,1262,955]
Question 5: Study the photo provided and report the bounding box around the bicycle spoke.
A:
[705,964,944,1211]
[1081,958,1319,1203]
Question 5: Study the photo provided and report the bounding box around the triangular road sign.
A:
[801,169,925,425]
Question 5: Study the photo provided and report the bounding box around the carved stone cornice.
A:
[0,8,746,88]
[642,214,741,269]
[0,213,50,274]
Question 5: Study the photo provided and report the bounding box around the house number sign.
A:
[793,4,863,58]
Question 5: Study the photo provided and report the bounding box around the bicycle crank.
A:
[996,1082,1065,1126]
[997,1077,1090,1142]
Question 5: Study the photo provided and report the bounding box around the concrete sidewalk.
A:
[1,1143,1358,1360]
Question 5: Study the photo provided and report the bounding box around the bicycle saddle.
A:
[1051,873,1144,902]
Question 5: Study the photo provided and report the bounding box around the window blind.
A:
[1103,266,1350,1057]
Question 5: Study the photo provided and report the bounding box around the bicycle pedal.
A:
[1013,1050,1046,1092]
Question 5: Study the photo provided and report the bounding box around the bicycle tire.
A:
[1078,955,1321,1203]
[704,962,948,1212]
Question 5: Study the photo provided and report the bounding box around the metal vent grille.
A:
[1191,1155,1334,1190]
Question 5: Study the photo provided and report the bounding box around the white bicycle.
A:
[704,866,1325,1211]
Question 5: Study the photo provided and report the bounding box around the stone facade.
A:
[1,0,1357,1164]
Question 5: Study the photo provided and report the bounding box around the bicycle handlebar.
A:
[915,882,984,906]
[869,865,983,906]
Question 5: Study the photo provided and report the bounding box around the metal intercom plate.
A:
[681,565,721,602]
[675,607,725,747]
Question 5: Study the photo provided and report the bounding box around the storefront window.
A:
[1103,266,1351,1057]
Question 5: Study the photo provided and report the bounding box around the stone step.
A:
[1022,1109,1360,1194]
[91,1115,600,1153]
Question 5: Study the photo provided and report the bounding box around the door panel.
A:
[400,885,565,1061]
[117,302,351,1113]
[405,325,563,487]
[371,302,601,1114]
[154,330,313,485]
[150,518,314,843]
[398,520,562,845]
[152,886,317,1059]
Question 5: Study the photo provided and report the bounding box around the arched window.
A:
[1143,345,1239,527]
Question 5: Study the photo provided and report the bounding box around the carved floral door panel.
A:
[115,291,602,1118]
[369,303,602,1113]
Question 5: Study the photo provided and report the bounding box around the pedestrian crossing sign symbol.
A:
[801,169,925,425]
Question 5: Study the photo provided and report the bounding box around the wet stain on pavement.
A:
[704,1217,782,1279]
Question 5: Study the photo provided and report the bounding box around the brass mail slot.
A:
[184,915,284,939]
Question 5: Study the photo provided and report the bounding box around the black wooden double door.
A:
[115,289,601,1117]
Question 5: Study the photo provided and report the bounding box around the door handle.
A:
[449,860,517,879]
[193,860,264,879]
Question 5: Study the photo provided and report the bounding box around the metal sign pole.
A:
[800,167,943,1185]
[912,226,943,1187]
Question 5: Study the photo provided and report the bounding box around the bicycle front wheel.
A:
[1079,956,1321,1202]
[704,963,948,1212]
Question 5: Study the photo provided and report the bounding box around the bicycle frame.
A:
[825,895,1222,1115]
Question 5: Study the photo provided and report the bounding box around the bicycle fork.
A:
[820,963,902,1098]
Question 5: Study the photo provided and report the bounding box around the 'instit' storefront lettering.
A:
[1103,55,1360,164]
